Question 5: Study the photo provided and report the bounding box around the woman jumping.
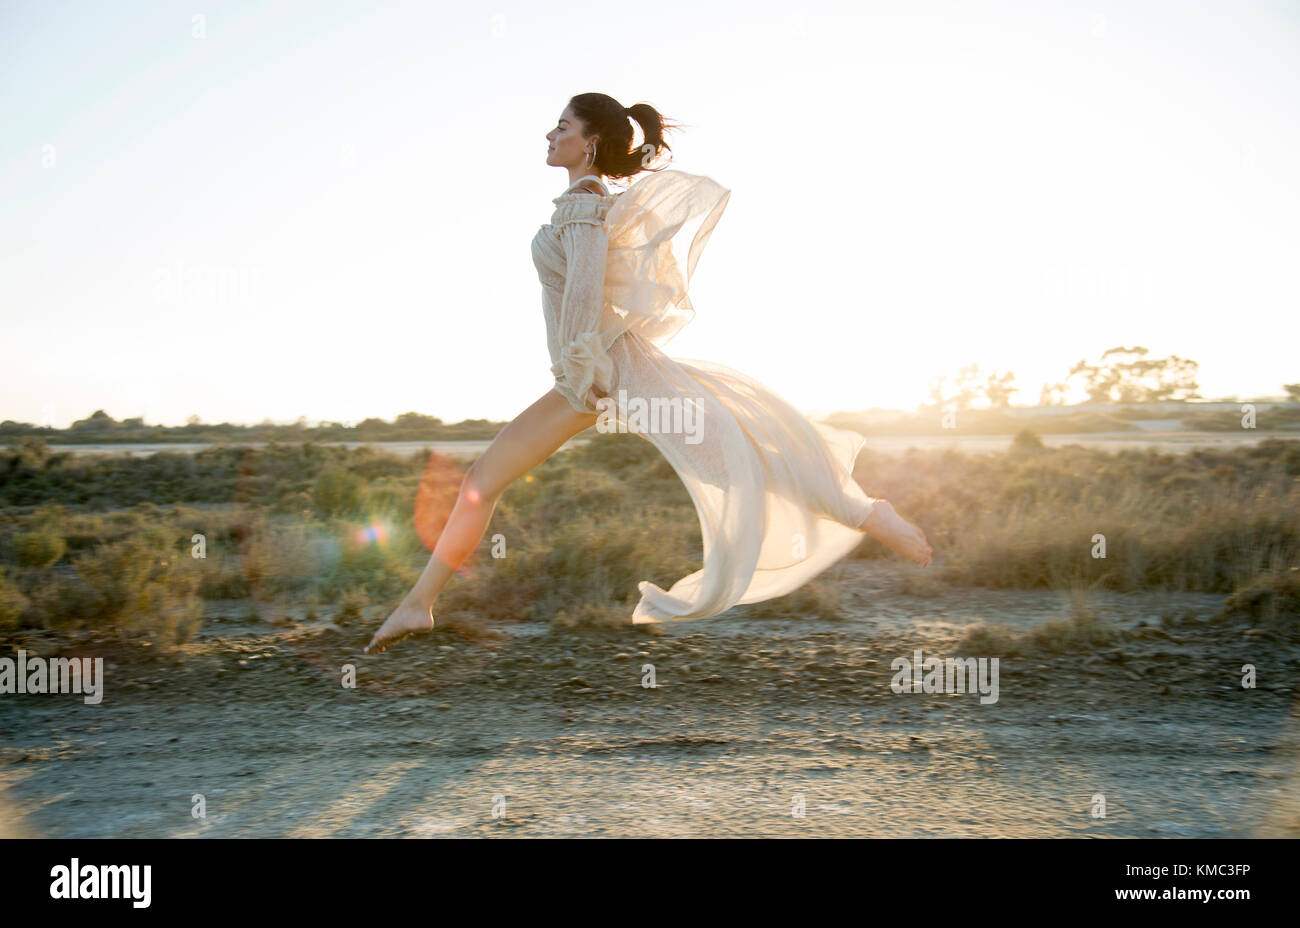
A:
[364,92,931,654]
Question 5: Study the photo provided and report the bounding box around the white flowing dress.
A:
[530,169,877,623]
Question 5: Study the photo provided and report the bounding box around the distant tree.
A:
[951,363,982,410]
[396,411,444,428]
[983,370,1018,408]
[1037,382,1068,406]
[1067,355,1118,404]
[186,414,203,427]
[926,376,948,410]
[1137,354,1200,402]
[926,364,981,410]
[1067,346,1200,403]
[69,409,119,432]
[928,364,1015,409]
[1284,383,1300,401]
[355,417,389,437]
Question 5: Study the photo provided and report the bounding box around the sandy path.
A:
[2,563,1297,838]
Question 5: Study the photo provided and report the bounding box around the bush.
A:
[1219,566,1300,629]
[239,513,338,597]
[317,527,415,600]
[957,597,1119,656]
[60,526,203,644]
[13,529,66,568]
[734,579,845,620]
[334,587,370,626]
[313,465,363,517]
[956,623,1028,658]
[0,566,29,631]
[1012,428,1044,452]
[1027,611,1121,652]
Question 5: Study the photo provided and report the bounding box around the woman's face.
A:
[545,105,596,171]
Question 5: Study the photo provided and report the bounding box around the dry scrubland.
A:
[3,432,1300,838]
[0,431,1297,650]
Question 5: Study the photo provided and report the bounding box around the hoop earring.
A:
[586,142,597,169]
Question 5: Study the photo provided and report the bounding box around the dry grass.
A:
[1,434,1296,643]
[852,438,1300,598]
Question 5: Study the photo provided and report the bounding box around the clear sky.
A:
[2,0,1297,428]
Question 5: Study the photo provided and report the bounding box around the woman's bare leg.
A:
[859,499,933,568]
[848,472,932,567]
[364,389,597,653]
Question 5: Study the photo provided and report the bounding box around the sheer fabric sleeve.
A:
[602,169,731,348]
[552,204,615,413]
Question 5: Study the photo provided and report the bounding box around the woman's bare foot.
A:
[861,499,933,568]
[363,601,434,654]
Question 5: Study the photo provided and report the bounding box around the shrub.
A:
[318,529,415,600]
[13,529,66,568]
[956,623,1028,658]
[1012,428,1044,452]
[334,587,370,626]
[735,579,845,621]
[1027,610,1121,652]
[61,526,203,644]
[313,466,363,517]
[0,566,29,631]
[1219,566,1300,629]
[239,513,337,597]
[956,597,1119,657]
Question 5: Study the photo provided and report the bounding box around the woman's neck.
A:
[567,168,604,190]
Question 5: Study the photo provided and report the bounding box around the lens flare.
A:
[355,520,390,546]
[414,451,465,551]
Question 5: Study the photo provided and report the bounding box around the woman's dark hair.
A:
[568,92,683,181]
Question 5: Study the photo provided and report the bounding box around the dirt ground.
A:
[2,561,1298,838]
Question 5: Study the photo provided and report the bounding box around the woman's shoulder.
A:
[549,189,615,228]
